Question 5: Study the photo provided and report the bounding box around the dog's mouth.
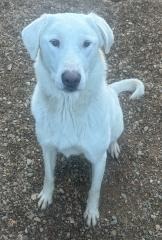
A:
[63,86,80,92]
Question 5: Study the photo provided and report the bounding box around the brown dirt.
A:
[0,0,161,239]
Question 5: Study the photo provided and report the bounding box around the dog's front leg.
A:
[38,145,57,210]
[84,152,107,226]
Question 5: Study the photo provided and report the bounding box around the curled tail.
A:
[110,78,145,99]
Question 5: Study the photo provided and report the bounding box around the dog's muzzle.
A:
[62,70,81,92]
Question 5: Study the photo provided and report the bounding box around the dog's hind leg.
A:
[109,141,120,159]
[38,146,57,210]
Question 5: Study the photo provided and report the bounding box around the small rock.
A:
[58,188,65,194]
[159,68,162,75]
[137,150,143,156]
[156,224,160,231]
[26,81,31,86]
[34,217,41,222]
[17,234,28,240]
[148,230,153,235]
[158,195,162,200]
[1,235,8,240]
[7,64,12,71]
[13,182,17,186]
[17,234,23,240]
[144,126,149,131]
[39,227,43,232]
[22,187,27,193]
[111,230,117,237]
[2,215,8,221]
[31,193,37,200]
[111,215,117,225]
[66,232,70,238]
[121,193,127,203]
[151,214,156,220]
[8,218,17,226]
[27,172,33,177]
[3,200,7,205]
[136,171,140,175]
[27,159,33,165]
[27,212,34,220]
[69,217,75,224]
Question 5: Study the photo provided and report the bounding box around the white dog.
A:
[22,13,144,226]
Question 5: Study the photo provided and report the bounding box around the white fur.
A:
[22,13,144,227]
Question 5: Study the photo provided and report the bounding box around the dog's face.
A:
[22,13,114,92]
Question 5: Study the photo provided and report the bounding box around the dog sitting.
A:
[22,13,144,226]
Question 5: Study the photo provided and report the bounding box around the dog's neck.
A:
[34,50,108,110]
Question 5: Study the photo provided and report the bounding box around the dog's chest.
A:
[35,101,110,159]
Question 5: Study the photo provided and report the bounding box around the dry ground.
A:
[0,0,161,239]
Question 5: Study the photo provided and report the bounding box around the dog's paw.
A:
[38,189,53,210]
[84,207,99,227]
[109,141,120,159]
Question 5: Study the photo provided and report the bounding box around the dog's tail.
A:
[110,79,145,99]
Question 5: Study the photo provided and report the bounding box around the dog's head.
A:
[22,13,114,93]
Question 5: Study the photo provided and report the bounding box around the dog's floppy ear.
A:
[21,14,48,60]
[87,13,114,54]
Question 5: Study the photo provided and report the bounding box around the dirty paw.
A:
[84,207,99,227]
[109,141,120,159]
[38,189,53,210]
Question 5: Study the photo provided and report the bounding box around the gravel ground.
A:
[0,0,161,239]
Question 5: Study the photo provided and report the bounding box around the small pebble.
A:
[58,188,65,194]
[144,126,148,131]
[27,159,33,165]
[27,213,34,220]
[137,150,143,156]
[27,172,33,177]
[69,217,75,224]
[151,214,156,220]
[158,195,162,200]
[111,215,117,225]
[121,193,127,203]
[67,232,70,238]
[111,230,117,237]
[34,217,41,222]
[31,193,37,200]
[156,224,160,231]
[159,68,162,74]
[2,215,8,221]
[17,234,28,240]
[149,230,153,235]
[7,64,12,71]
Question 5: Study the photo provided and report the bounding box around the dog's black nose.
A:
[62,70,81,91]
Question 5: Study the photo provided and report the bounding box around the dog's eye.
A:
[83,40,91,48]
[50,39,60,47]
